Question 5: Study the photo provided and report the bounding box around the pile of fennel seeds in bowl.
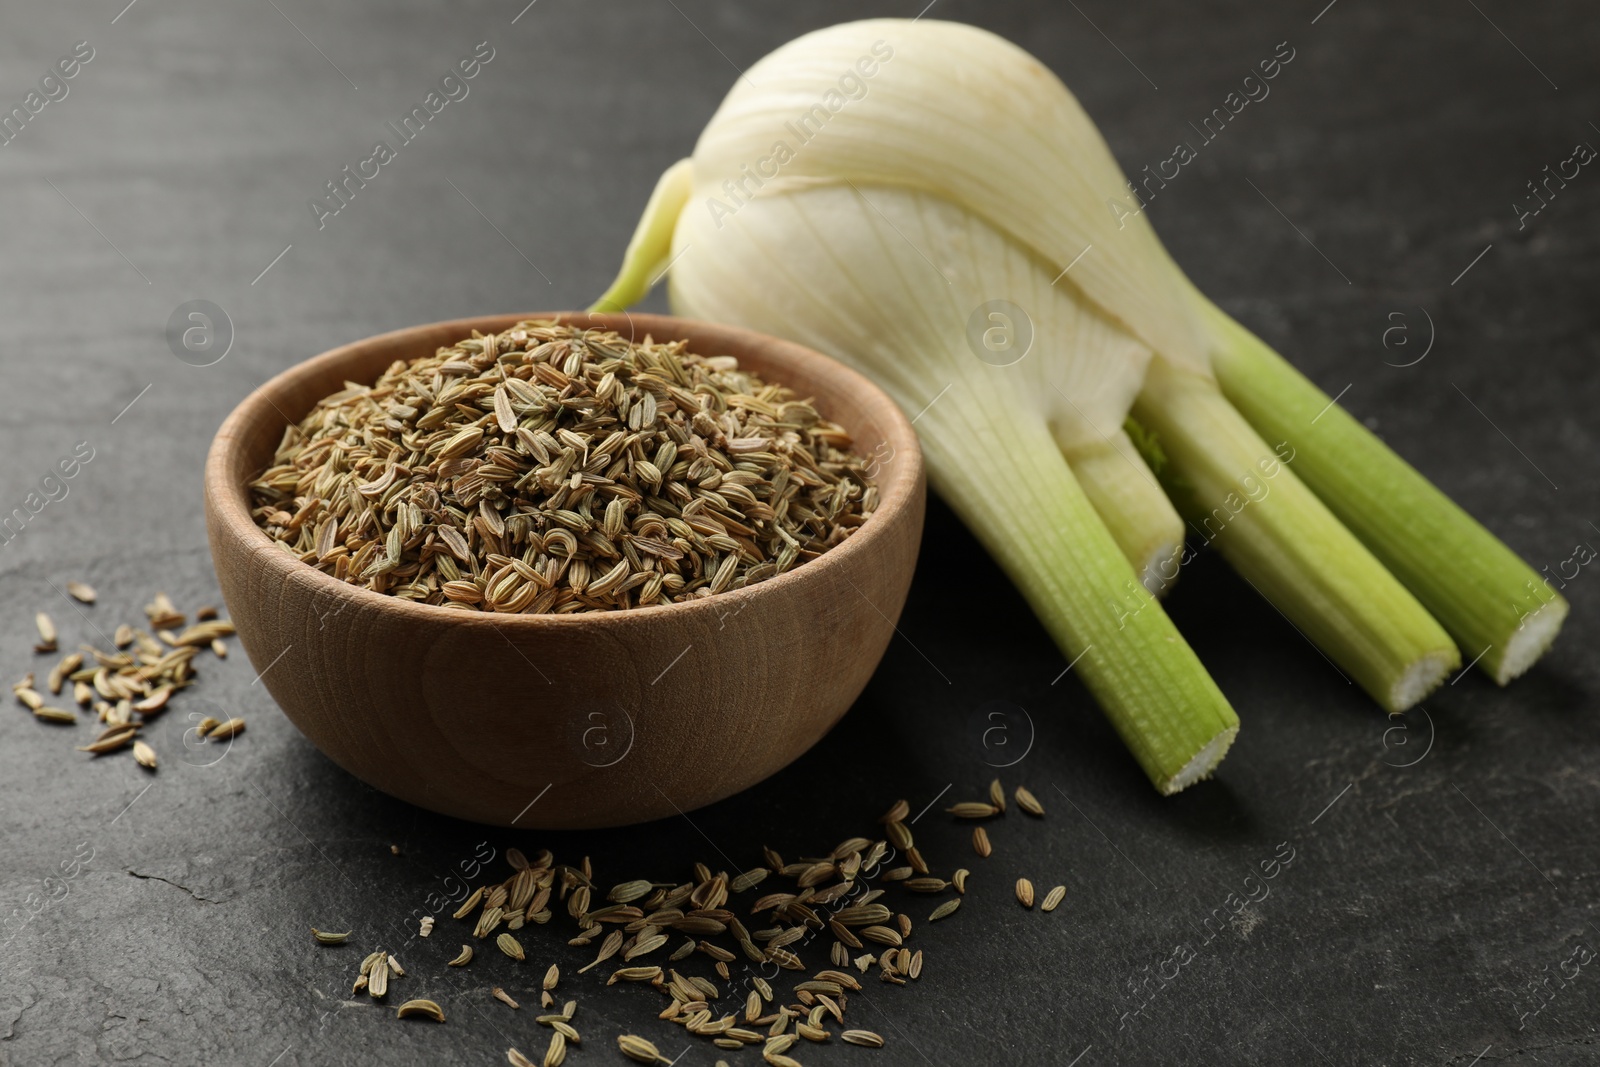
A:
[250,321,877,612]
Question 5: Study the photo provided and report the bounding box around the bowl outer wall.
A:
[203,312,925,828]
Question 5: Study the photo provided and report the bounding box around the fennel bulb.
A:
[595,18,1565,791]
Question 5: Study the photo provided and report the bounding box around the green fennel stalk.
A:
[1194,294,1567,684]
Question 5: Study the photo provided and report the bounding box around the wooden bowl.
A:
[204,312,924,828]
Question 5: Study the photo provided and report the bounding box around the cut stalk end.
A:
[1496,597,1569,685]
[1160,723,1238,795]
[1388,650,1456,714]
[1138,537,1186,599]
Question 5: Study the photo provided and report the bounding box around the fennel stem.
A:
[1196,296,1568,684]
[1059,430,1186,596]
[592,159,694,314]
[920,395,1238,793]
[1133,359,1460,712]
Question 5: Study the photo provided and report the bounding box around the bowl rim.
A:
[205,310,924,632]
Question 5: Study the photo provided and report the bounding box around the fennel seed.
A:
[833,904,890,926]
[841,1029,885,1047]
[77,725,138,754]
[250,322,876,613]
[578,929,624,973]
[369,954,389,998]
[624,933,668,960]
[132,687,170,713]
[47,653,80,694]
[972,827,992,858]
[34,613,57,653]
[608,965,661,984]
[453,886,485,919]
[860,925,902,947]
[731,867,768,892]
[945,801,999,818]
[410,774,1079,1059]
[617,1034,662,1063]
[206,717,246,740]
[608,879,653,904]
[1014,785,1045,816]
[144,593,184,630]
[395,998,446,1021]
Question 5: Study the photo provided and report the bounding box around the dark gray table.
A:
[2,2,1595,1064]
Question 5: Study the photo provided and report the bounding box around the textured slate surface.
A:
[1,1,1595,1065]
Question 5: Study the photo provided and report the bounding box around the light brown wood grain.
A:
[204,312,925,828]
